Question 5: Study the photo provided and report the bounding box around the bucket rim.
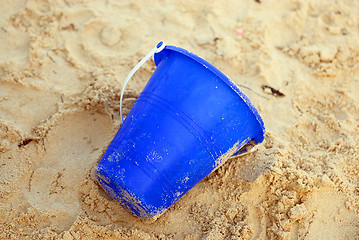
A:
[154,45,266,143]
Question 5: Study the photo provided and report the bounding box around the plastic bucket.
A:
[95,44,265,219]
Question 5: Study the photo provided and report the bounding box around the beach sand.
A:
[1,0,359,239]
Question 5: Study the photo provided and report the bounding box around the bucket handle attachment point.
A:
[120,42,166,123]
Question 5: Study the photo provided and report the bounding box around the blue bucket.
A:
[95,44,265,219]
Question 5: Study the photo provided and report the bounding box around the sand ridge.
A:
[1,0,359,239]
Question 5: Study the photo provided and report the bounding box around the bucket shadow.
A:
[233,153,272,182]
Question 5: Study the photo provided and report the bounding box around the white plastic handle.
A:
[120,42,166,123]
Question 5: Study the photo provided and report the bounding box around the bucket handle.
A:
[120,42,166,123]
[231,141,258,157]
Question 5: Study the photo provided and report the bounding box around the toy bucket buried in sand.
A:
[95,42,265,219]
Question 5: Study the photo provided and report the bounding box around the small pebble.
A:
[236,28,244,36]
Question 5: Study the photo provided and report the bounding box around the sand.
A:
[1,0,359,239]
